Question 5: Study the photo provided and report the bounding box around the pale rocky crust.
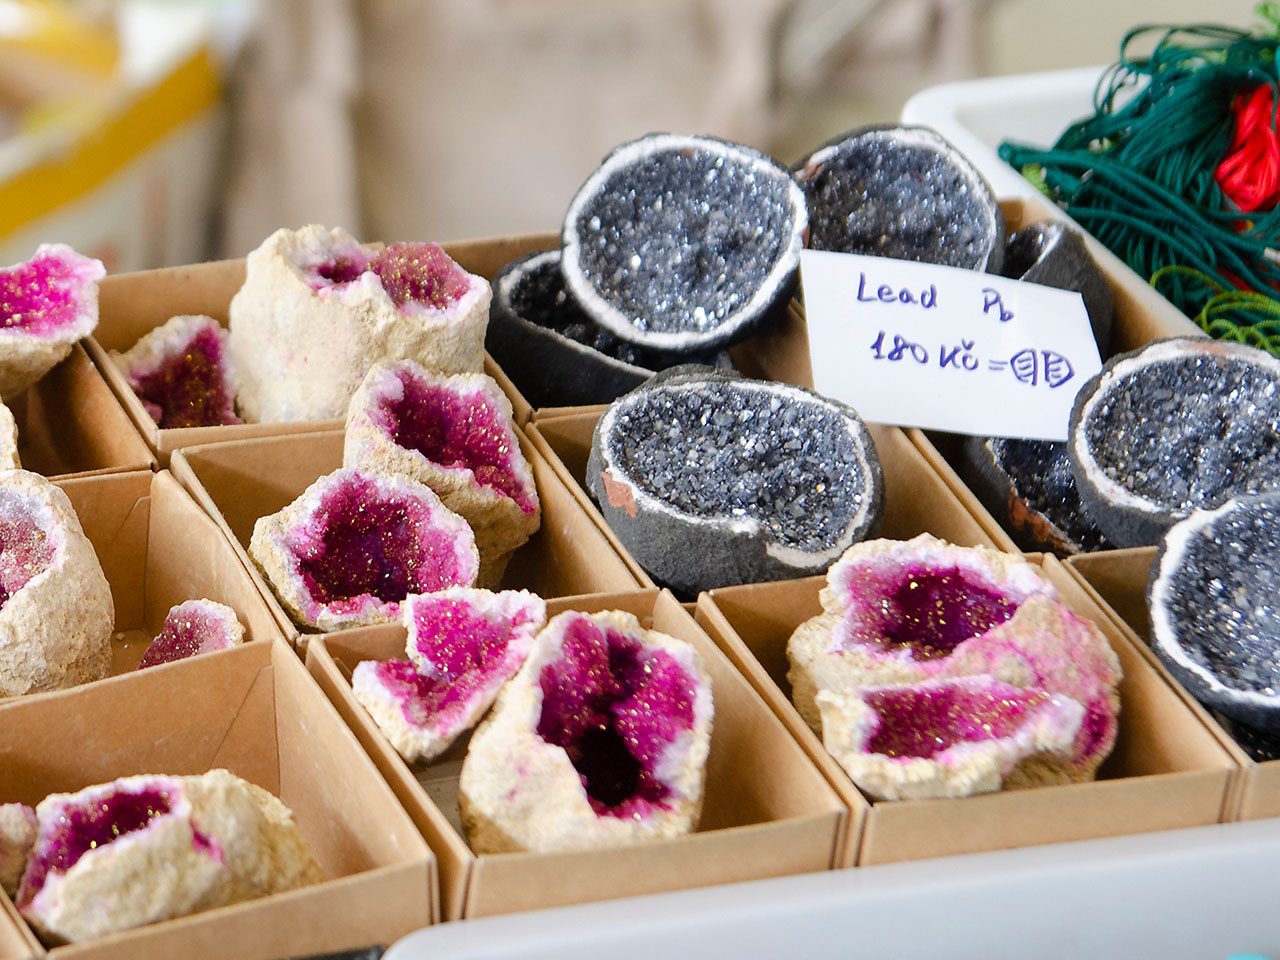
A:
[0,244,104,401]
[17,769,323,944]
[815,680,1085,801]
[352,587,546,763]
[228,225,490,423]
[458,609,713,854]
[0,401,19,470]
[0,470,113,696]
[248,468,479,631]
[0,803,36,897]
[343,362,540,587]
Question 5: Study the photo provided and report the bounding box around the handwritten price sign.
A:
[800,250,1103,441]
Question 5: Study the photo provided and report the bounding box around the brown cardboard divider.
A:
[5,344,154,481]
[53,470,287,675]
[696,553,1237,868]
[0,900,37,960]
[1064,550,1280,822]
[528,412,1004,592]
[169,429,642,649]
[305,589,845,920]
[0,641,434,959]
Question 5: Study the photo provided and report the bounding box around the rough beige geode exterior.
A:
[0,803,35,898]
[228,225,490,423]
[0,245,104,401]
[0,401,19,470]
[0,470,113,697]
[344,362,540,587]
[458,609,713,854]
[19,769,323,944]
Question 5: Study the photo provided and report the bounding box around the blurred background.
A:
[0,0,1259,270]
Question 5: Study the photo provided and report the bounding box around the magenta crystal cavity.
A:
[137,600,243,670]
[536,614,696,817]
[124,318,241,428]
[406,590,542,678]
[0,489,55,611]
[366,658,460,724]
[0,245,103,339]
[308,243,472,312]
[16,786,174,909]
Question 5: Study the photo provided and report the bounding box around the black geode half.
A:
[1068,338,1280,547]
[960,435,1111,556]
[1149,491,1280,733]
[794,124,1004,272]
[586,366,883,597]
[1002,220,1114,354]
[486,250,728,408]
[562,134,807,353]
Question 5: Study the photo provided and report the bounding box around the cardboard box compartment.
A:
[0,640,434,959]
[528,412,1004,592]
[6,344,154,481]
[1065,549,1280,823]
[169,429,642,648]
[305,589,845,920]
[55,469,285,675]
[696,553,1236,867]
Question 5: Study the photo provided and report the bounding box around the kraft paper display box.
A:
[6,344,154,482]
[528,412,1004,592]
[696,554,1237,868]
[0,640,434,959]
[1065,549,1280,823]
[168,429,642,649]
[53,469,284,675]
[305,589,845,921]
[0,901,34,960]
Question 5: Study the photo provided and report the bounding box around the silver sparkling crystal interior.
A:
[573,149,795,334]
[989,438,1109,551]
[611,383,870,550]
[1085,355,1280,511]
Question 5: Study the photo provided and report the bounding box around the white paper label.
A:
[801,250,1103,442]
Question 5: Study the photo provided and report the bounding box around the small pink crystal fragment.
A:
[116,315,242,428]
[137,599,246,670]
[0,244,102,338]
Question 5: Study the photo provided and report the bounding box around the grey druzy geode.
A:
[587,367,883,596]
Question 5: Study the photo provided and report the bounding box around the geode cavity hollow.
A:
[588,366,883,596]
[1069,338,1280,547]
[1149,491,1280,734]
[795,125,1004,272]
[249,468,479,631]
[112,314,242,428]
[562,133,807,353]
[458,609,713,853]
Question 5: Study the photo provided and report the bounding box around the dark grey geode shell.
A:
[1002,220,1114,354]
[1068,338,1280,547]
[794,124,1004,273]
[587,366,883,597]
[485,250,727,409]
[562,134,807,353]
[1149,492,1280,733]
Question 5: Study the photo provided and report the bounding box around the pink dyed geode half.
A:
[228,225,490,423]
[352,587,546,762]
[249,468,479,631]
[816,675,1085,800]
[0,470,113,696]
[787,534,1122,791]
[137,599,246,670]
[458,609,713,854]
[14,769,323,944]
[0,803,36,898]
[0,244,104,400]
[344,361,540,586]
[112,315,242,428]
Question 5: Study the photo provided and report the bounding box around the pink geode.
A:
[816,675,1086,800]
[249,468,479,631]
[458,609,713,853]
[14,769,323,944]
[112,314,242,428]
[351,587,546,762]
[136,599,246,670]
[0,244,104,400]
[787,534,1122,786]
[228,225,490,423]
[344,361,540,586]
[0,469,113,696]
[0,803,36,898]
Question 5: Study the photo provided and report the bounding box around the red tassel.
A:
[1217,84,1280,212]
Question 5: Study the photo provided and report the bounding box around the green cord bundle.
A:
[998,8,1280,353]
